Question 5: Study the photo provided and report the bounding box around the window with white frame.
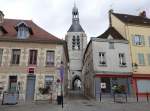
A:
[45,76,54,89]
[119,53,126,66]
[46,51,55,66]
[0,48,3,65]
[99,52,106,65]
[132,35,144,46]
[11,49,21,65]
[109,42,114,49]
[138,53,145,65]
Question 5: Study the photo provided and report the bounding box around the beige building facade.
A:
[0,11,69,101]
[110,10,150,95]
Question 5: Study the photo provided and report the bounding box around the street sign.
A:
[101,83,106,89]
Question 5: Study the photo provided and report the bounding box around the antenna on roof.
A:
[109,2,114,27]
[74,0,76,8]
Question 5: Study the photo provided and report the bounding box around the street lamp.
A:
[59,61,64,108]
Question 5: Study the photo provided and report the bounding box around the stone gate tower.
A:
[65,4,87,89]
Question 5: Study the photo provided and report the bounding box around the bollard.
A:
[113,93,115,103]
[136,92,138,102]
[1,92,4,105]
[146,92,149,103]
[125,93,127,103]
[100,92,101,102]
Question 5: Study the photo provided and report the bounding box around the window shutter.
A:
[132,35,135,45]
[149,37,150,47]
[141,36,145,45]
[138,53,145,65]
[147,54,150,65]
[0,49,3,65]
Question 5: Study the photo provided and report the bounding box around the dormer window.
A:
[15,21,32,39]
[0,26,7,36]
[0,10,4,24]
[17,26,29,39]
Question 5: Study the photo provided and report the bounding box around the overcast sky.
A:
[0,0,150,40]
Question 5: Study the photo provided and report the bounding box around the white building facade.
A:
[82,27,132,99]
[65,5,87,89]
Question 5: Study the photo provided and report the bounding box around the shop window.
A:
[45,76,54,89]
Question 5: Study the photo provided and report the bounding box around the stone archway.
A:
[72,75,81,90]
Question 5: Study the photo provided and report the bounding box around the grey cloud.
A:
[0,0,150,40]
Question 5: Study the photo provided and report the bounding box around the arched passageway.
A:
[72,76,81,90]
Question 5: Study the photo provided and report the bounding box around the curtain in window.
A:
[29,50,37,65]
[46,51,54,65]
[12,49,21,64]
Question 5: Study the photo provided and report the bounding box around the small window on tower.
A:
[72,36,76,50]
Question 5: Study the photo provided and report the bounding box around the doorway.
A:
[9,76,17,93]
[26,75,36,101]
[72,76,81,90]
[101,78,111,93]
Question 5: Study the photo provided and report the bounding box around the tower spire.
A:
[72,1,79,24]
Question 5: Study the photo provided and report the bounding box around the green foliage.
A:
[112,85,126,94]
[39,87,50,94]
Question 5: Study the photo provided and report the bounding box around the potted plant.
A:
[112,85,126,94]
[39,86,50,95]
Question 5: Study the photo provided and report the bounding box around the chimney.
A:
[109,9,113,27]
[0,10,4,24]
[139,11,146,18]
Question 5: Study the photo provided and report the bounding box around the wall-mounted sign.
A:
[28,67,35,74]
[101,83,106,89]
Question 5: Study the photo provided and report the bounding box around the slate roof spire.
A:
[68,3,84,32]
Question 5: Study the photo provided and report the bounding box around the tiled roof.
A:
[0,19,62,43]
[97,27,126,40]
[112,12,150,26]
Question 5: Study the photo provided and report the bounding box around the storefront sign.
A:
[101,83,106,89]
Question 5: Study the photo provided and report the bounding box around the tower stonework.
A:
[65,4,87,89]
